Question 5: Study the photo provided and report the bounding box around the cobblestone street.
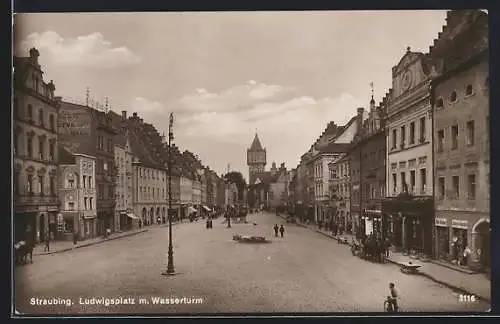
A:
[15,212,490,315]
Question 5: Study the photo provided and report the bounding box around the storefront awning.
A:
[188,206,197,213]
[202,205,211,212]
[127,213,139,220]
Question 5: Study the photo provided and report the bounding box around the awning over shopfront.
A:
[202,205,211,212]
[188,206,197,213]
[126,213,139,220]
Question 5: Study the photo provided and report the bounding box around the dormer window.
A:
[465,84,473,96]
[450,91,457,103]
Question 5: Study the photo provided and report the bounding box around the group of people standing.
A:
[273,224,285,238]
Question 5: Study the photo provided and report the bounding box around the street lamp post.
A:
[163,112,176,276]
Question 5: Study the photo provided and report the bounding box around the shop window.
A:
[64,219,74,233]
[451,125,459,150]
[466,120,475,146]
[465,84,473,96]
[438,177,445,199]
[409,122,415,144]
[450,90,457,103]
[452,176,460,199]
[468,174,476,200]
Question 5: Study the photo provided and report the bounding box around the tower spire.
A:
[369,81,375,103]
[85,87,90,107]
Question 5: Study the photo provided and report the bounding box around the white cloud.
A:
[130,96,165,113]
[17,31,141,68]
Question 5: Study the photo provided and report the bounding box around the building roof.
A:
[249,133,264,151]
[58,145,76,164]
[318,142,351,153]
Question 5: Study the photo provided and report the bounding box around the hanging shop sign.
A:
[435,218,448,227]
[451,219,468,229]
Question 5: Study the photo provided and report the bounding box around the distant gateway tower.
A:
[247,133,266,185]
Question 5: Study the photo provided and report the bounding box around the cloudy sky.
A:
[14,11,448,181]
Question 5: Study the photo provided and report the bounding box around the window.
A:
[39,109,44,127]
[466,84,473,96]
[466,120,475,146]
[436,98,444,108]
[82,175,87,188]
[38,137,45,160]
[410,170,416,193]
[438,177,445,199]
[27,175,34,195]
[68,202,75,211]
[97,136,103,150]
[451,125,459,150]
[27,104,33,121]
[452,176,459,199]
[392,129,397,149]
[450,91,457,102]
[468,174,476,200]
[420,117,426,142]
[49,140,55,161]
[108,160,113,176]
[437,130,445,152]
[49,114,55,131]
[108,138,113,153]
[38,175,44,196]
[409,122,415,144]
[400,125,406,148]
[89,197,93,210]
[27,135,33,158]
[68,178,74,188]
[50,176,56,196]
[400,172,406,192]
[420,168,427,194]
[103,161,108,172]
[88,176,92,188]
[84,197,88,210]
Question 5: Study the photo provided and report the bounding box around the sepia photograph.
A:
[12,9,491,315]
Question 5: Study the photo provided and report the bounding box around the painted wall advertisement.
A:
[59,109,91,136]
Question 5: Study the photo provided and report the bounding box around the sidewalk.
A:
[293,215,491,302]
[33,228,148,256]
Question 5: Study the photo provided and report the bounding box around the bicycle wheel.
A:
[383,301,389,312]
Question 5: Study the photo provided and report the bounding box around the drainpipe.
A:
[430,81,436,259]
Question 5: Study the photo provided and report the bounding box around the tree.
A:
[224,171,247,201]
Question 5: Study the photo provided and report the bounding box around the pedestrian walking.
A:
[139,219,142,229]
[73,231,78,245]
[44,230,50,252]
[279,225,285,238]
[273,224,279,237]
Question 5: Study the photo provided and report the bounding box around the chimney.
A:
[122,110,127,119]
[357,107,364,135]
[140,118,143,124]
[132,112,138,118]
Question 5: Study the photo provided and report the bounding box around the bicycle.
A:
[384,297,399,313]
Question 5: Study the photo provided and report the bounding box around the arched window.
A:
[450,91,457,103]
[38,136,45,160]
[436,98,444,108]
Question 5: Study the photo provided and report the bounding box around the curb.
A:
[34,229,149,256]
[384,258,491,302]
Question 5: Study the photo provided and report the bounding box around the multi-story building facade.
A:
[192,172,202,215]
[200,169,207,207]
[13,48,60,244]
[381,47,435,257]
[180,173,194,218]
[58,148,97,240]
[132,160,167,225]
[225,182,238,207]
[350,99,387,239]
[113,121,137,231]
[328,153,351,232]
[58,101,117,235]
[429,10,489,268]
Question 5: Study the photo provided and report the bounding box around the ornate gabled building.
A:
[429,10,489,269]
[381,46,436,257]
[13,48,60,244]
